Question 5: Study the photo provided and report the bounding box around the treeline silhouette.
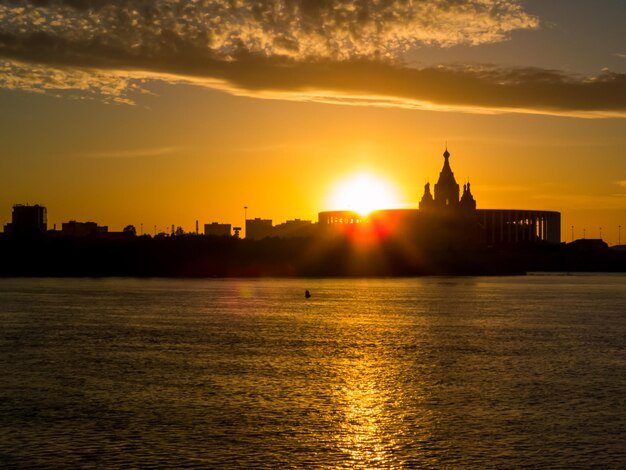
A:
[0,232,624,277]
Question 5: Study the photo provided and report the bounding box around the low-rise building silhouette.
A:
[273,219,314,237]
[204,222,232,236]
[246,218,274,240]
[244,218,315,239]
[61,221,108,237]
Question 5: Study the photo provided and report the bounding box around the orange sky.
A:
[0,1,625,243]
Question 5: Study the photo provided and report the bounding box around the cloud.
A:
[0,60,141,104]
[617,180,626,188]
[1,0,625,117]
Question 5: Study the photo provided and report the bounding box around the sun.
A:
[327,172,400,216]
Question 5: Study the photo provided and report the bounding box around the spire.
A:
[434,146,459,207]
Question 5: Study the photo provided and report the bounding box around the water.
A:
[1,275,625,468]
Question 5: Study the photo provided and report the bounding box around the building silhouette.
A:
[61,221,108,237]
[245,218,274,240]
[204,222,232,237]
[245,218,314,239]
[273,219,314,237]
[3,204,47,235]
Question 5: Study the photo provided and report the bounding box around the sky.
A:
[0,0,625,243]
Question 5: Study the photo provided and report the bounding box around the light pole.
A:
[599,227,602,240]
[140,223,143,235]
[583,228,586,239]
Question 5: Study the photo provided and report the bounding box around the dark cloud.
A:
[174,59,626,117]
[0,0,624,116]
[1,0,537,59]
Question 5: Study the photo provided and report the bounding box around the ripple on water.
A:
[0,276,625,468]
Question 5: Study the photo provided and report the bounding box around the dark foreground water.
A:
[0,275,625,468]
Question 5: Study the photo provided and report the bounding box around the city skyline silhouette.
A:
[2,148,624,277]
[3,145,624,246]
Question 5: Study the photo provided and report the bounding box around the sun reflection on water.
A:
[330,338,436,468]
[339,360,391,466]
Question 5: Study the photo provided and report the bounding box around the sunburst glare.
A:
[327,172,401,216]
